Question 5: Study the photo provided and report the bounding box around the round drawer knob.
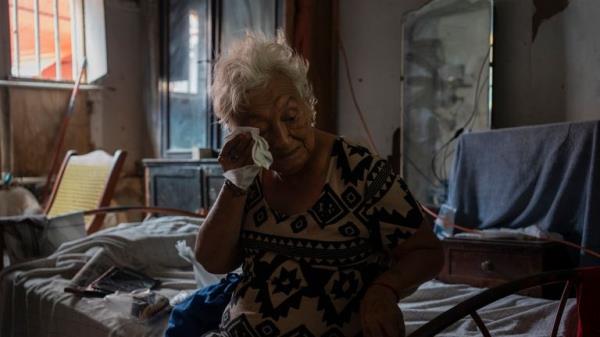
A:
[481,260,494,272]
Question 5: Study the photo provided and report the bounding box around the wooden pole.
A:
[0,0,11,175]
[41,59,87,206]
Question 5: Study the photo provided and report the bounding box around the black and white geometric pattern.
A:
[211,137,424,337]
[253,206,268,227]
[308,185,349,228]
[290,215,308,233]
[338,222,360,237]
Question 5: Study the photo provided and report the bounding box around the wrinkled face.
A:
[230,73,316,175]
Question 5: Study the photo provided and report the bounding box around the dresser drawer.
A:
[445,249,538,285]
[437,238,574,298]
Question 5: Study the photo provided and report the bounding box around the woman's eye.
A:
[283,109,298,123]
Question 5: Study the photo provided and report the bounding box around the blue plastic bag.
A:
[165,273,241,337]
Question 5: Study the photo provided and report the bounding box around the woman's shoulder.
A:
[331,136,379,164]
[329,135,391,188]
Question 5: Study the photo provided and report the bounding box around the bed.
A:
[0,216,579,337]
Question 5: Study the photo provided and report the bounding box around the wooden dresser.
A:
[143,159,224,214]
[438,237,575,298]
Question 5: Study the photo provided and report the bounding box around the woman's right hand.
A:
[218,132,254,171]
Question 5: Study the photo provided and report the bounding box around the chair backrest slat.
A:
[44,149,126,234]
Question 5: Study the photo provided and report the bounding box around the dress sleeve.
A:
[361,158,424,254]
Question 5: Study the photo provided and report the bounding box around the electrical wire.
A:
[431,127,464,183]
[337,28,379,155]
[430,48,491,183]
[420,204,600,260]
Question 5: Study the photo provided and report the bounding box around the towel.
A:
[446,120,600,266]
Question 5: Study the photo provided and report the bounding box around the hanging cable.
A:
[430,48,491,183]
[336,27,379,154]
[420,204,600,260]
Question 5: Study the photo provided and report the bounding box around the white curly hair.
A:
[211,30,317,127]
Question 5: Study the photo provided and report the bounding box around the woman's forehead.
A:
[251,74,297,99]
[246,75,299,112]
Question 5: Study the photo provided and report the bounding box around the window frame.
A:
[159,0,219,159]
[4,0,107,86]
[158,0,285,158]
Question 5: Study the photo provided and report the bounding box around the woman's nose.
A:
[267,122,291,150]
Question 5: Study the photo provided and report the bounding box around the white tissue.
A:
[175,240,223,287]
[170,290,193,306]
[222,127,273,190]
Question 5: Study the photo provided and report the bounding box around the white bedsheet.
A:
[400,281,577,337]
[0,217,578,337]
[0,216,202,337]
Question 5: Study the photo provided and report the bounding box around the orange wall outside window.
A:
[8,0,73,81]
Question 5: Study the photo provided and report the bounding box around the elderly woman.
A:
[195,32,443,337]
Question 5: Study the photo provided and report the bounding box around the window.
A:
[160,0,282,157]
[7,0,107,83]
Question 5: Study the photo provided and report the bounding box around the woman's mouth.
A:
[274,147,299,160]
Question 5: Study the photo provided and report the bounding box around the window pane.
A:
[168,0,208,150]
[221,0,276,51]
[218,0,277,147]
[8,0,19,76]
[8,0,74,80]
[58,0,73,81]
[38,0,57,80]
[16,0,34,77]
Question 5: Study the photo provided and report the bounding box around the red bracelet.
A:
[369,282,400,302]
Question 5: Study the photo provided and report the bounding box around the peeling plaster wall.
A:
[96,0,149,174]
[337,0,428,157]
[493,0,567,127]
[338,0,600,157]
[493,0,600,126]
[563,0,600,122]
[9,89,91,176]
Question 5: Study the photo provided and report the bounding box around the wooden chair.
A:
[0,149,126,269]
[44,149,127,234]
[1,149,205,271]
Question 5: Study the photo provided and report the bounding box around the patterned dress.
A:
[208,137,424,337]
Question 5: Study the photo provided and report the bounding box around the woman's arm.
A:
[361,218,444,337]
[194,184,247,274]
[194,133,254,274]
[374,218,444,297]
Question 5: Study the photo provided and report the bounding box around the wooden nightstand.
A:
[437,237,575,298]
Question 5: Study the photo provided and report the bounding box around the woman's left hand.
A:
[360,285,406,337]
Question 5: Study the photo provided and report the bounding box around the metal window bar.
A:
[11,0,20,77]
[34,0,41,76]
[69,0,78,80]
[53,0,61,81]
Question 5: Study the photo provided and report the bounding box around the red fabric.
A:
[576,267,600,337]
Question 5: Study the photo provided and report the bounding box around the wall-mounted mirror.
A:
[401,0,493,205]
